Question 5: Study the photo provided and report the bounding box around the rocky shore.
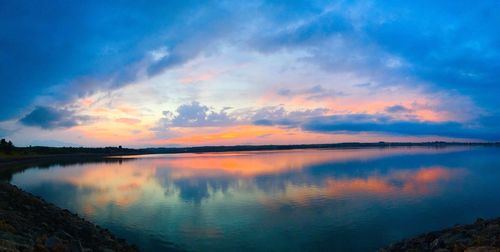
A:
[0,182,139,252]
[380,218,500,252]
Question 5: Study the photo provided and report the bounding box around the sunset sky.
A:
[1,1,499,147]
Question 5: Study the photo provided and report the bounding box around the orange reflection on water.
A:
[57,163,157,214]
[147,147,465,178]
[327,166,462,196]
[23,147,467,213]
[266,166,465,207]
[414,167,453,183]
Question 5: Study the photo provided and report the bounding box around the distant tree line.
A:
[1,140,499,157]
[0,139,15,154]
[0,140,133,157]
[21,146,134,155]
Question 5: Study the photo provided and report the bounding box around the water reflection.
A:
[10,147,500,251]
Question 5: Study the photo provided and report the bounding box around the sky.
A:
[1,0,499,147]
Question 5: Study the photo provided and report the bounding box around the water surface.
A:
[10,147,500,251]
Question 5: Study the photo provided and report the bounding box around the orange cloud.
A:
[259,85,454,123]
[117,106,139,115]
[154,125,284,145]
[115,117,141,125]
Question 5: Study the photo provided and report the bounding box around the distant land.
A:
[1,140,497,181]
[1,140,499,162]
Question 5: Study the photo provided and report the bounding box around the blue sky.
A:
[1,1,499,146]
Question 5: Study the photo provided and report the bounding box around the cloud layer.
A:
[1,1,499,145]
[302,114,498,140]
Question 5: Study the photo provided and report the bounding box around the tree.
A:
[0,139,6,153]
[0,139,15,154]
[6,141,14,154]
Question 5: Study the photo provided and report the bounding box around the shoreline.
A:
[2,141,498,165]
[0,154,122,182]
[380,218,500,251]
[0,182,139,251]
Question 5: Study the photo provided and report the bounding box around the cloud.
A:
[252,1,500,117]
[3,1,500,141]
[302,114,499,140]
[385,105,412,114]
[0,1,244,119]
[365,2,500,88]
[251,4,353,52]
[276,85,344,100]
[160,101,236,128]
[252,106,329,127]
[19,106,91,129]
[154,102,331,138]
[0,127,10,138]
[115,118,141,125]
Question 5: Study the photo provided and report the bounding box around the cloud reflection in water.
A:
[11,147,500,252]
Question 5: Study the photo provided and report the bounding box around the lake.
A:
[8,146,500,251]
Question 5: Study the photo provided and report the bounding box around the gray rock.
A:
[45,235,63,249]
[69,239,84,252]
[431,238,444,249]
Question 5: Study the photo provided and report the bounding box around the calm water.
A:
[9,147,500,251]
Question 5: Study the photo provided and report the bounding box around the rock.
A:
[432,238,445,249]
[0,238,29,251]
[69,239,84,252]
[0,182,139,251]
[435,249,451,252]
[379,217,500,252]
[55,229,74,240]
[45,235,64,250]
[454,243,467,252]
[465,246,500,252]
[100,247,116,252]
